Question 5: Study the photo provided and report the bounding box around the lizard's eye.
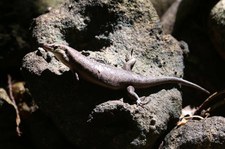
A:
[52,45,58,50]
[65,49,68,54]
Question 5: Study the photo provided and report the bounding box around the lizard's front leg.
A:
[122,49,136,71]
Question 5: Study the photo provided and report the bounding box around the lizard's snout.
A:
[39,43,55,52]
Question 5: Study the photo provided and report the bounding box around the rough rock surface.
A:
[25,110,74,149]
[150,0,176,17]
[22,0,186,148]
[88,89,181,148]
[208,0,225,61]
[161,116,225,149]
[161,0,182,34]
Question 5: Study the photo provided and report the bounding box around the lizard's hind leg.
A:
[126,86,145,105]
[127,86,142,105]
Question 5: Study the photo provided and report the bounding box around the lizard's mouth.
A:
[40,43,54,52]
[40,43,71,68]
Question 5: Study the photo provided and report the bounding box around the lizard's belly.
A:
[77,64,143,90]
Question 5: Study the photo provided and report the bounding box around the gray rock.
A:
[26,110,74,149]
[171,0,224,93]
[150,0,176,17]
[161,116,225,149]
[208,0,225,61]
[22,0,186,148]
[88,89,181,148]
[161,0,182,34]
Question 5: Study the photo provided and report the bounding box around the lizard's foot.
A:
[136,98,142,105]
[137,96,149,106]
[126,86,147,106]
[122,49,136,71]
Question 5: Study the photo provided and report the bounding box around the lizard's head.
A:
[40,43,71,68]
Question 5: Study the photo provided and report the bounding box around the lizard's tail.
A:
[174,77,210,94]
[142,77,210,94]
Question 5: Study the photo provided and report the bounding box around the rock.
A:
[208,0,225,61]
[171,0,225,93]
[150,0,176,17]
[22,0,187,148]
[173,0,218,34]
[161,0,182,34]
[0,0,63,70]
[161,116,225,148]
[34,0,64,13]
[24,110,74,149]
[88,89,181,148]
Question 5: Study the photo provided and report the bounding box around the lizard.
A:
[40,43,210,105]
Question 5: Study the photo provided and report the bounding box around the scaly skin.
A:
[41,43,210,103]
